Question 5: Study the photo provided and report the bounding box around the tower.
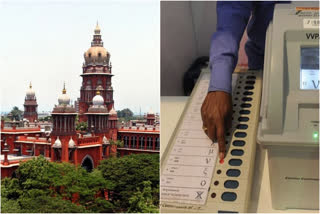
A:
[79,23,114,122]
[108,106,118,141]
[86,90,109,137]
[51,84,77,163]
[146,108,155,126]
[23,82,38,122]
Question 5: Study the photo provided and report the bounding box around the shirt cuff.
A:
[208,58,233,94]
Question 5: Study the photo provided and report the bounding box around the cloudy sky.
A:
[0,0,160,114]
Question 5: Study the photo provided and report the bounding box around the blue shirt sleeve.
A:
[209,1,253,94]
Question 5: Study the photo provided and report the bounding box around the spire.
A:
[92,22,103,47]
[29,82,32,89]
[62,82,66,94]
[148,107,154,115]
[94,21,101,35]
[110,104,117,115]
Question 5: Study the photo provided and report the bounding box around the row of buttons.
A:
[211,74,256,204]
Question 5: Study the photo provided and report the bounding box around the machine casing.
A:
[257,2,319,210]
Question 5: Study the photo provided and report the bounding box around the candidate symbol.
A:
[195,191,204,199]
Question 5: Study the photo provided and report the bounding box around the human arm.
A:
[202,1,253,160]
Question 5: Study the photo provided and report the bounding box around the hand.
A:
[201,91,232,160]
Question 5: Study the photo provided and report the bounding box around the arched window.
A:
[156,137,160,150]
[124,136,128,148]
[81,155,94,172]
[147,137,152,149]
[102,146,106,157]
[54,149,61,161]
[132,136,136,148]
[69,150,75,162]
[14,144,21,156]
[11,171,17,178]
[87,92,90,102]
[98,53,101,57]
[140,137,144,149]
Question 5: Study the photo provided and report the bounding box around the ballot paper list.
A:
[160,76,219,205]
[160,72,239,205]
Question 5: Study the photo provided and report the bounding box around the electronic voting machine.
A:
[160,2,319,213]
[257,2,319,210]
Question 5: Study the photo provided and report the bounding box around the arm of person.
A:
[201,1,253,160]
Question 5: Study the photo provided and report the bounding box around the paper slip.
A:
[160,72,239,205]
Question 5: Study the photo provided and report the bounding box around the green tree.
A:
[117,108,134,118]
[98,154,159,212]
[76,121,88,131]
[18,195,88,213]
[1,176,88,213]
[1,156,114,213]
[3,116,12,122]
[128,181,159,213]
[1,196,21,213]
[109,139,124,147]
[10,106,23,121]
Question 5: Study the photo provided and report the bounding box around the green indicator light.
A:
[313,132,319,139]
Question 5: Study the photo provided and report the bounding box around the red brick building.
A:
[117,110,160,156]
[1,23,159,178]
[1,120,48,177]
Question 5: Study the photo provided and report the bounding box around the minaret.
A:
[108,105,118,141]
[85,90,109,137]
[23,82,38,122]
[79,23,114,122]
[51,83,77,163]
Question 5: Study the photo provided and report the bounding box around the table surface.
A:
[160,96,318,213]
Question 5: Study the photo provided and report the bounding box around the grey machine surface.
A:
[257,2,319,210]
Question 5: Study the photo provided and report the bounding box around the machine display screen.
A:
[300,47,319,90]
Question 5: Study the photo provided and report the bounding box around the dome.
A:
[58,94,70,105]
[85,46,108,59]
[53,136,61,148]
[148,108,154,115]
[69,137,76,148]
[110,106,117,115]
[92,91,104,106]
[26,82,35,96]
[58,83,70,105]
[83,23,111,66]
[103,135,109,145]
